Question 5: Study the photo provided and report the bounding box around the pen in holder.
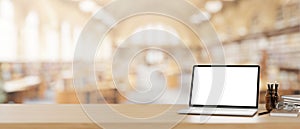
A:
[265,83,273,111]
[273,82,279,107]
[265,82,280,111]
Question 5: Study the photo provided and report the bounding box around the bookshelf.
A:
[200,1,300,103]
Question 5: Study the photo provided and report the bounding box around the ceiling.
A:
[8,0,297,45]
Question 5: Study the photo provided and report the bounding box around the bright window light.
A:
[205,1,223,13]
[0,0,16,61]
[79,0,97,13]
[146,50,164,65]
[0,20,17,61]
[61,21,72,61]
[24,11,40,61]
[45,28,59,61]
[1,0,14,19]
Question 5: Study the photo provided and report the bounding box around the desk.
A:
[0,104,299,129]
[4,76,41,103]
[4,76,41,93]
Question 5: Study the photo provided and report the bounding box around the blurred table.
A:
[3,76,41,103]
[0,104,300,129]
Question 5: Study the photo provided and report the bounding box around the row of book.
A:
[282,95,300,106]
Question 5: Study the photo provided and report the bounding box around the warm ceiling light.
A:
[205,0,223,13]
[79,0,97,13]
[190,11,211,24]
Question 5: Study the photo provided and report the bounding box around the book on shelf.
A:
[270,109,299,117]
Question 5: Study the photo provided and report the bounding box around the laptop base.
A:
[177,108,257,117]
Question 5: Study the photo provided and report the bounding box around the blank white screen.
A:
[191,67,258,106]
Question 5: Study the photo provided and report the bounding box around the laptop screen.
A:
[190,65,259,108]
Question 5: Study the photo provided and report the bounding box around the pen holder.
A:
[265,89,273,111]
[265,82,280,111]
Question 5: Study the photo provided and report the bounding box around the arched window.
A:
[44,27,59,61]
[23,11,39,61]
[0,0,17,61]
[61,21,72,61]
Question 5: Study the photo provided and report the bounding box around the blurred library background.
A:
[0,0,299,104]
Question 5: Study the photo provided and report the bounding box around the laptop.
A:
[177,65,260,116]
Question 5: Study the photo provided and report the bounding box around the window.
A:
[0,0,16,61]
[44,28,59,61]
[61,21,72,61]
[23,11,39,61]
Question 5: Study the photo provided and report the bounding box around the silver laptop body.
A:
[178,65,260,116]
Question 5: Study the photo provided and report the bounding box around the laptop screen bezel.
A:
[188,65,260,109]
